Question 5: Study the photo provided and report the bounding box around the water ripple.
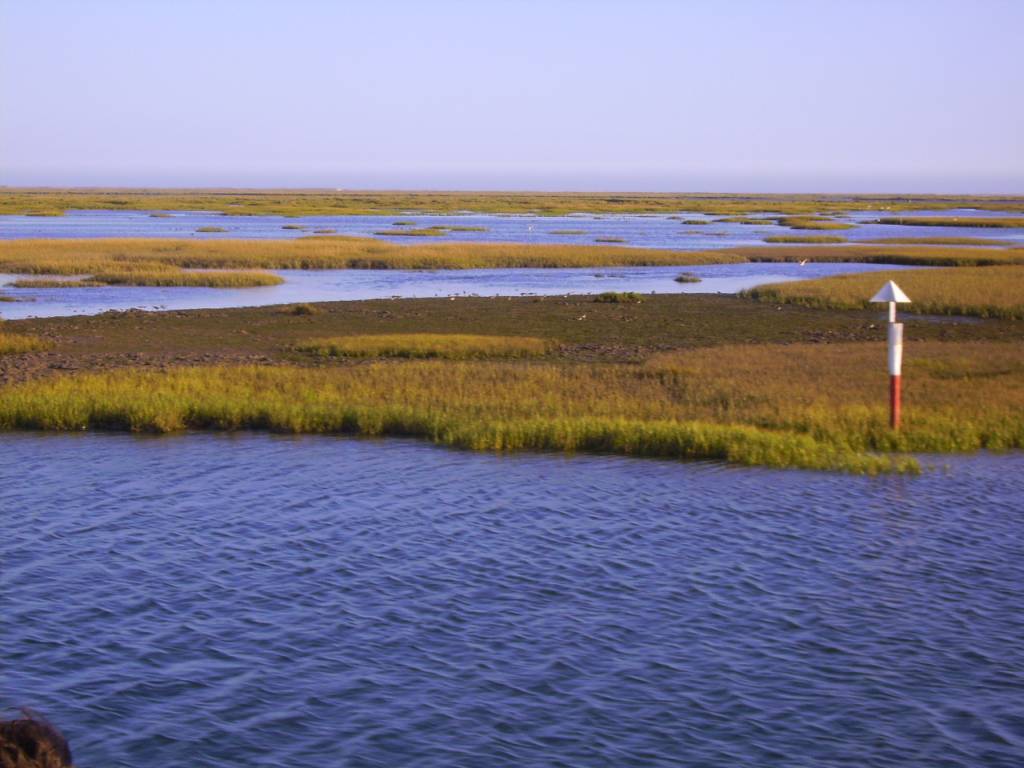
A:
[2,433,1023,767]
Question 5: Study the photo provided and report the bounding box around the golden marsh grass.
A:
[296,334,551,359]
[743,266,1024,319]
[0,237,743,274]
[0,331,51,354]
[5,189,1023,217]
[877,216,1024,229]
[3,339,1022,472]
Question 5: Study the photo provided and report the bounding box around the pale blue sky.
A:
[2,0,1022,191]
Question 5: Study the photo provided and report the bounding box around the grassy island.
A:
[1,291,1022,474]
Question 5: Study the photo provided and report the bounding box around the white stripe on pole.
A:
[888,323,903,376]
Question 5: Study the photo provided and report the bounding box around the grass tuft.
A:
[278,303,322,316]
[778,217,855,231]
[594,291,644,304]
[0,330,51,354]
[674,273,702,283]
[195,226,229,233]
[295,333,551,359]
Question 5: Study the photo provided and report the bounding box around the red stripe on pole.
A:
[890,374,901,430]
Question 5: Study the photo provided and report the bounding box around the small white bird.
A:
[798,259,809,266]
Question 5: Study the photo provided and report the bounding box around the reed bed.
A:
[764,235,848,244]
[718,244,1024,266]
[195,226,229,233]
[296,334,551,360]
[715,216,775,225]
[778,217,855,231]
[9,269,282,288]
[743,266,1024,319]
[5,190,1022,217]
[0,238,742,274]
[0,331,51,354]
[3,340,1022,471]
[876,216,1024,229]
[374,227,449,237]
[3,240,1023,283]
[864,237,1016,246]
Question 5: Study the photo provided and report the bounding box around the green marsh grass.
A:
[375,227,449,237]
[764,235,848,244]
[715,216,775,225]
[595,237,627,243]
[717,244,1024,267]
[0,330,51,354]
[877,216,1024,228]
[279,303,322,316]
[594,291,644,303]
[0,238,743,274]
[743,265,1024,319]
[4,340,1021,471]
[5,189,1024,217]
[10,269,282,288]
[864,237,1015,246]
[195,226,229,233]
[778,217,855,231]
[296,333,551,359]
[674,273,702,283]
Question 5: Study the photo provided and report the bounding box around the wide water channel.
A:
[0,262,915,319]
[3,208,1023,247]
[3,433,1022,767]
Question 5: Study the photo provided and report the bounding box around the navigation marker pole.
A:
[870,281,911,430]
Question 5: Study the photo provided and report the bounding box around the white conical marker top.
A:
[870,280,911,303]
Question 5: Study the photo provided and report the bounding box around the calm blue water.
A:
[1,209,1022,247]
[3,433,1023,767]
[0,262,918,319]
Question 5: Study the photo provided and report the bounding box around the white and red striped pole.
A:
[871,281,911,431]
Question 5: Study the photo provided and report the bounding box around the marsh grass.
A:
[95,270,284,288]
[594,291,644,303]
[595,237,627,243]
[279,303,322,316]
[877,216,1024,228]
[296,333,551,359]
[764,235,847,244]
[0,238,741,273]
[864,237,1016,246]
[718,244,1024,267]
[778,217,855,231]
[716,216,775,225]
[375,227,449,237]
[550,229,588,235]
[4,339,1020,471]
[743,265,1024,319]
[674,273,702,283]
[4,190,1024,217]
[0,330,51,354]
[195,226,229,233]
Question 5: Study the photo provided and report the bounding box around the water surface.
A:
[0,262,916,319]
[2,209,1022,247]
[3,433,1022,767]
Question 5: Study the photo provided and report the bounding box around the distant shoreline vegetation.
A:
[2,239,1021,279]
[2,189,1023,217]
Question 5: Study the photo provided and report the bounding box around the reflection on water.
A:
[3,433,1022,767]
[0,262,917,319]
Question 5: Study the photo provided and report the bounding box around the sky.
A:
[1,0,1022,192]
